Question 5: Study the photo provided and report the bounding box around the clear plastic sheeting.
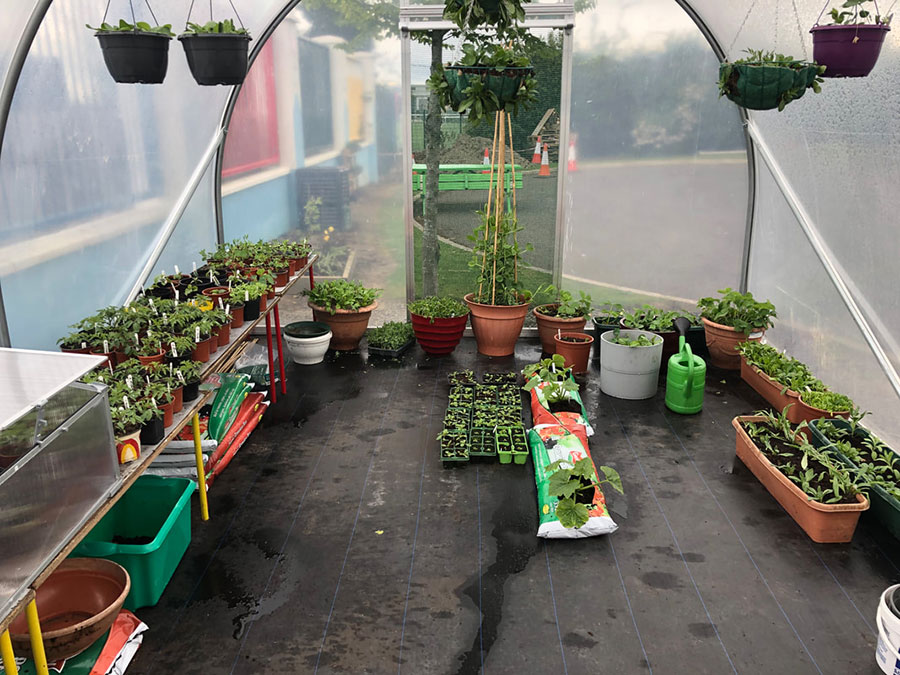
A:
[222,9,407,325]
[0,0,291,350]
[562,0,748,310]
[0,2,38,85]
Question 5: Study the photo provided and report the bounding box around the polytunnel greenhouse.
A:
[2,0,900,671]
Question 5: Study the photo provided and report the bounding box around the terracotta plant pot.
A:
[192,337,210,363]
[10,558,130,662]
[160,400,174,428]
[732,415,868,543]
[274,269,289,287]
[115,429,141,464]
[554,332,594,374]
[215,323,231,348]
[137,349,165,366]
[464,293,529,357]
[701,317,763,370]
[230,303,245,328]
[410,313,469,355]
[740,355,800,415]
[89,348,116,371]
[789,396,851,426]
[171,385,184,414]
[207,333,219,355]
[292,255,308,273]
[534,305,587,354]
[309,301,377,351]
[60,346,91,355]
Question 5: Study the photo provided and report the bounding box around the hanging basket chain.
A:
[187,0,247,30]
[790,0,809,60]
[186,0,196,30]
[729,0,761,55]
[229,0,246,30]
[143,0,160,28]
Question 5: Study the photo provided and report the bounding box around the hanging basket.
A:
[718,61,819,111]
[179,33,252,86]
[444,65,533,112]
[810,24,890,77]
[96,31,171,84]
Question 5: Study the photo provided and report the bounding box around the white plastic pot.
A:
[877,584,900,675]
[599,329,663,400]
[283,327,332,365]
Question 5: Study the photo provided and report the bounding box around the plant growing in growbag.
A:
[179,18,252,86]
[718,49,825,111]
[88,17,175,84]
[546,458,623,529]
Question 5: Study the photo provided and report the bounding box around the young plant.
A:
[367,322,415,350]
[718,50,825,112]
[697,287,777,335]
[534,285,592,319]
[593,302,626,325]
[87,19,175,36]
[448,370,477,386]
[183,19,250,36]
[408,296,469,321]
[523,355,578,404]
[609,331,661,347]
[303,279,380,314]
[546,457,623,529]
[737,341,825,393]
[800,390,855,413]
[469,210,532,306]
[827,0,892,25]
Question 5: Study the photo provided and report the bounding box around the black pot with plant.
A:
[88,18,175,84]
[179,19,252,86]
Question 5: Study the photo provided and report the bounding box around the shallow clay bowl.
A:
[10,558,130,661]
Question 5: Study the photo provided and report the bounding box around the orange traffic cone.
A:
[538,143,551,177]
[532,136,542,164]
[482,147,490,174]
[567,136,577,173]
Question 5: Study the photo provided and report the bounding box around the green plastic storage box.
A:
[72,475,194,610]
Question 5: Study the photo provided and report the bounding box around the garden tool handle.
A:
[683,342,694,398]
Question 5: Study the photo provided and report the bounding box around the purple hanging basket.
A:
[810,23,891,77]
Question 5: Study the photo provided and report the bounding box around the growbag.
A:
[529,424,617,539]
[529,382,594,436]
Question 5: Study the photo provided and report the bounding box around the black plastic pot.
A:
[182,380,201,403]
[96,31,171,84]
[179,33,252,86]
[243,296,261,321]
[140,416,165,446]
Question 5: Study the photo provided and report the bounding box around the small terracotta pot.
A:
[137,349,165,366]
[9,558,130,662]
[292,255,308,273]
[554,332,594,374]
[192,337,211,363]
[160,399,174,428]
[274,269,289,287]
[216,323,231,347]
[89,348,116,372]
[202,286,230,303]
[115,429,141,464]
[740,355,799,415]
[309,301,377,351]
[230,303,245,328]
[207,332,219,355]
[534,305,587,354]
[288,259,298,275]
[701,317,763,370]
[171,386,184,414]
[410,312,469,355]
[732,415,868,543]
[464,293,529,357]
[60,346,91,355]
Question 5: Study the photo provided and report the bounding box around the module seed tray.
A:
[497,425,530,465]
[448,370,476,386]
[440,429,469,465]
[471,407,497,428]
[448,385,474,407]
[443,406,471,431]
[469,427,497,458]
[482,372,518,386]
[474,385,497,404]
[496,408,523,426]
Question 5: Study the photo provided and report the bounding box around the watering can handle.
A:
[683,342,694,399]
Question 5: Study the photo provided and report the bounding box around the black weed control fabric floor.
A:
[129,338,900,674]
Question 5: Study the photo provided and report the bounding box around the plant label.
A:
[171,342,178,358]
[175,290,180,301]
[102,339,109,354]
[245,290,250,302]
[123,396,130,410]
[134,333,140,345]
[193,261,197,273]
[209,270,214,282]
[126,375,134,390]
[148,298,155,311]
[225,304,230,315]
[162,313,168,324]
[81,341,87,349]
[218,297,224,310]
[177,370,186,385]
[174,264,180,275]
[195,326,201,343]
[151,397,158,408]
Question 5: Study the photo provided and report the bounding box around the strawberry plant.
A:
[304,279,380,314]
[534,285,593,319]
[698,287,777,335]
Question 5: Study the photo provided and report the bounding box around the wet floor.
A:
[128,338,899,674]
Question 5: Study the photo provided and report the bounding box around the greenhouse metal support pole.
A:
[401,28,416,306]
[125,130,225,304]
[747,121,900,402]
[552,24,574,288]
[0,284,11,348]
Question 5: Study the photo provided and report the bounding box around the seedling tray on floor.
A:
[469,427,497,458]
[474,385,498,404]
[448,370,476,386]
[368,338,415,358]
[483,372,518,386]
[497,425,529,464]
[448,385,474,407]
[440,429,469,466]
[471,406,497,428]
[443,406,471,430]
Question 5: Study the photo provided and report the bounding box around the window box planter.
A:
[740,354,800,414]
[733,415,868,543]
[791,394,852,426]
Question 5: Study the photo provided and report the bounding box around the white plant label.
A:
[123,396,130,410]
[177,370,186,385]
[134,333,140,345]
[162,313,168,324]
[175,289,180,301]
[218,297,224,310]
[126,375,134,390]
[193,261,197,273]
[174,264,180,275]
[209,270,214,282]
[151,397,158,408]
[195,326,201,343]
[245,290,249,302]
[147,330,152,338]
[225,304,230,316]
[81,341,87,349]
[148,298,155,310]
[171,342,178,358]
[103,340,109,354]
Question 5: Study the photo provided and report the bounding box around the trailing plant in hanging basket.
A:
[179,17,252,86]
[87,17,175,84]
[429,43,536,126]
[810,0,892,77]
[718,49,825,111]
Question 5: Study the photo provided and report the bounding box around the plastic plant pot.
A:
[137,350,165,366]
[171,386,184,414]
[216,323,231,348]
[811,24,890,78]
[140,415,164,446]
[182,380,200,402]
[243,296,261,321]
[179,33,252,86]
[410,313,469,355]
[96,31,171,84]
[534,305,587,354]
[463,293,529,357]
[283,321,332,365]
[191,336,211,363]
[701,317,763,370]
[599,330,663,400]
[553,332,594,374]
[230,303,245,328]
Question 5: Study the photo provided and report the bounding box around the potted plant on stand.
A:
[697,288,776,370]
[178,18,252,86]
[88,18,175,84]
[718,49,825,111]
[533,286,592,355]
[811,0,892,77]
[304,279,379,351]
[408,297,470,356]
[599,330,664,400]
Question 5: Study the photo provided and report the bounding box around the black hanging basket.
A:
[96,31,171,84]
[179,33,252,86]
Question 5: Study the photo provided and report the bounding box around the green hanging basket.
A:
[718,61,822,111]
[444,65,533,112]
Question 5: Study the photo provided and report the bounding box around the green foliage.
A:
[443,0,527,32]
[409,296,469,321]
[546,457,623,528]
[303,279,380,313]
[367,321,415,350]
[737,342,825,393]
[621,305,698,332]
[593,303,626,324]
[469,210,532,306]
[523,354,578,404]
[87,19,175,36]
[535,285,592,319]
[718,50,825,112]
[182,19,250,36]
[801,390,855,413]
[815,418,900,500]
[697,287,776,335]
[827,0,892,25]
[609,332,660,347]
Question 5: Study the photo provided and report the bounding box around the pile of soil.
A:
[415,135,531,167]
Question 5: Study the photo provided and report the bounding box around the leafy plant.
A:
[546,457,623,528]
[697,287,777,335]
[800,390,855,413]
[304,279,380,314]
[182,19,250,36]
[443,0,528,32]
[621,305,680,332]
[87,19,175,36]
[469,210,532,306]
[367,322,414,350]
[409,296,469,321]
[827,0,892,25]
[534,285,592,319]
[448,370,476,385]
[609,331,661,347]
[737,341,825,393]
[523,354,578,404]
[718,50,825,112]
[593,303,626,324]
[815,418,900,500]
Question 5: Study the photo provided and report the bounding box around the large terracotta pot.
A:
[701,317,763,370]
[464,294,528,357]
[309,301,377,351]
[732,415,868,543]
[410,312,469,355]
[534,305,587,354]
[554,332,594,374]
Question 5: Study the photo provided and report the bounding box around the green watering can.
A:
[665,317,706,414]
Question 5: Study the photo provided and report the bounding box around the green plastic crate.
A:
[72,475,194,610]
